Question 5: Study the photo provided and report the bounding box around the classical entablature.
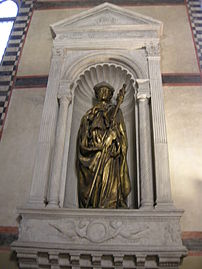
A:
[12,3,187,268]
[50,2,162,49]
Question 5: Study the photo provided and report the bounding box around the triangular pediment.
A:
[51,2,162,37]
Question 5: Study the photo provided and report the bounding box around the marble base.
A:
[12,208,187,268]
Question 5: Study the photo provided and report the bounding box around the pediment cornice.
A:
[50,2,163,40]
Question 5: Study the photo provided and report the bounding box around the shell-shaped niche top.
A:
[75,63,135,112]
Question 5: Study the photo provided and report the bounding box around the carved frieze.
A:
[56,30,157,41]
[19,211,184,248]
[49,219,150,243]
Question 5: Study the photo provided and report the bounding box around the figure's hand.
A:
[110,141,120,157]
[92,131,103,150]
[104,130,117,148]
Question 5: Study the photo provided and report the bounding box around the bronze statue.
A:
[77,82,131,208]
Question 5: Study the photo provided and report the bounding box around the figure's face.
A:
[97,87,113,102]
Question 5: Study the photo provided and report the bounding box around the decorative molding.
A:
[56,31,157,42]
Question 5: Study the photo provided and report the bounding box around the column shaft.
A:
[48,96,71,207]
[138,95,154,208]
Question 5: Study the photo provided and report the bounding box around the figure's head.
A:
[94,82,114,102]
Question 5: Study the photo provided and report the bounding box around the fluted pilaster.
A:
[27,48,63,207]
[146,43,173,207]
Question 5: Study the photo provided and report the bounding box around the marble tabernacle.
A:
[12,3,187,268]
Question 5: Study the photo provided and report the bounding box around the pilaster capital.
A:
[52,47,64,58]
[145,41,160,58]
[137,93,150,102]
[57,80,74,104]
[136,79,151,101]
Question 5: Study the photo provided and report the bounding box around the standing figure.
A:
[77,82,131,208]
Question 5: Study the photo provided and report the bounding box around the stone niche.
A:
[12,3,187,269]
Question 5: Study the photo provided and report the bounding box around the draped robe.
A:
[77,101,131,208]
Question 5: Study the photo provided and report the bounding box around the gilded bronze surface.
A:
[77,82,131,208]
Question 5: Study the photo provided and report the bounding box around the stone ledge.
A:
[16,207,184,217]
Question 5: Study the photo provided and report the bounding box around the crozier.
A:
[12,3,187,268]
